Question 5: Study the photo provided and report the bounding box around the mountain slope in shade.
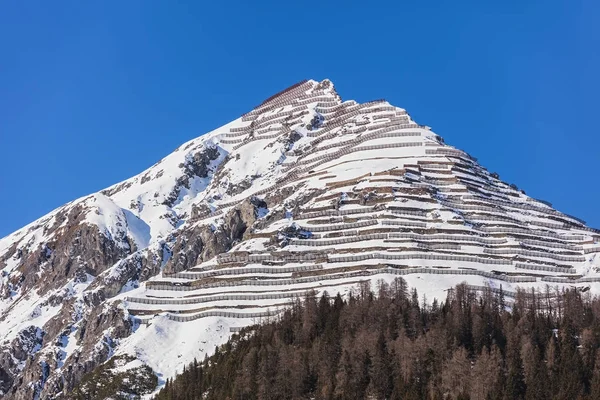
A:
[1,79,599,399]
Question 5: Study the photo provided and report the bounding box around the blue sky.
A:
[0,0,598,237]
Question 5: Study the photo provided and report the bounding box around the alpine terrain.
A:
[1,79,599,399]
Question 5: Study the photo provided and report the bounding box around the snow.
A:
[117,315,235,381]
[0,291,62,343]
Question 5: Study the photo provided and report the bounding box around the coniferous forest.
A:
[155,279,600,400]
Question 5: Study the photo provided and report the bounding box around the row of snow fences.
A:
[168,309,282,322]
[584,247,600,254]
[362,105,397,114]
[426,148,469,158]
[225,114,292,138]
[297,220,378,232]
[327,252,513,265]
[190,208,224,222]
[294,128,422,163]
[388,207,427,216]
[325,141,423,162]
[168,264,324,280]
[254,125,281,135]
[419,163,450,170]
[425,178,457,186]
[303,102,392,138]
[416,243,462,250]
[418,167,455,179]
[230,125,251,133]
[290,141,423,173]
[528,220,568,230]
[232,131,288,150]
[372,112,397,120]
[476,225,580,240]
[255,80,312,109]
[465,284,517,298]
[255,108,299,125]
[465,214,528,226]
[437,187,469,194]
[163,284,562,322]
[242,81,315,120]
[220,137,244,144]
[514,263,577,274]
[316,103,356,117]
[308,126,356,149]
[520,239,582,252]
[147,271,369,291]
[253,110,309,132]
[141,278,594,318]
[293,95,337,108]
[147,267,539,294]
[382,220,428,228]
[296,205,381,220]
[306,110,364,138]
[541,276,600,284]
[284,125,423,171]
[294,90,330,101]
[388,232,507,245]
[464,194,574,220]
[216,252,323,265]
[126,290,310,305]
[290,232,389,246]
[482,248,584,262]
[366,117,411,130]
[439,199,504,213]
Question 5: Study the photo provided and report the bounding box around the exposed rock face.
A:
[0,326,44,394]
[64,355,158,399]
[164,197,264,274]
[164,145,221,207]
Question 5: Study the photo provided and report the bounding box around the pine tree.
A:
[369,330,392,399]
[504,328,526,400]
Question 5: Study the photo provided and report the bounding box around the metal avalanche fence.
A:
[148,269,544,322]
[520,239,581,251]
[290,233,389,247]
[483,248,585,263]
[541,276,600,284]
[165,282,535,323]
[169,264,323,280]
[168,309,282,323]
[297,219,377,232]
[216,249,519,267]
[140,279,596,324]
[146,266,537,292]
[125,290,310,306]
[465,284,517,298]
[387,232,507,245]
[515,263,577,274]
[328,252,512,265]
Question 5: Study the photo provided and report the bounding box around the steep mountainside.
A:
[1,79,599,398]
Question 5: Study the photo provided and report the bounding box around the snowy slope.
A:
[1,79,599,399]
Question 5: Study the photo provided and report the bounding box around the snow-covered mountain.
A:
[1,79,599,399]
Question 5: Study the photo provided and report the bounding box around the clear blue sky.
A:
[0,0,598,238]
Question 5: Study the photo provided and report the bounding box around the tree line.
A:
[155,279,600,399]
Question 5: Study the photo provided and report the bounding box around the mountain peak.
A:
[1,81,599,398]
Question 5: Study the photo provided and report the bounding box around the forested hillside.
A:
[155,279,600,400]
